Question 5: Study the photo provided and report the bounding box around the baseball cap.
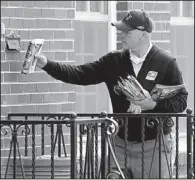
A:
[111,9,153,33]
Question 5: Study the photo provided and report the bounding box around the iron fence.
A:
[0,109,194,179]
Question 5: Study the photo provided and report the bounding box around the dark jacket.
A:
[43,45,188,141]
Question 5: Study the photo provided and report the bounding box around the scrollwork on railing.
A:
[1,124,31,136]
[105,134,125,179]
[106,171,124,179]
[61,116,72,128]
[1,124,13,136]
[80,124,88,135]
[16,124,31,136]
[146,117,159,128]
[45,116,58,127]
[101,118,125,179]
[163,117,174,127]
[113,117,124,128]
[105,117,119,136]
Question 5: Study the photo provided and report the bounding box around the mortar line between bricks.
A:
[1,61,75,64]
[142,1,170,3]
[4,28,74,31]
[2,7,75,10]
[117,40,170,43]
[1,102,75,107]
[1,92,74,95]
[117,30,170,33]
[1,71,46,74]
[1,81,68,84]
[20,39,75,42]
[117,11,170,13]
[1,50,74,53]
[4,17,75,20]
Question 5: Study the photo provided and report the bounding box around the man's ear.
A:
[140,31,148,41]
[139,31,144,41]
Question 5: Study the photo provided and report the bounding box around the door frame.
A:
[108,1,117,113]
[75,1,117,113]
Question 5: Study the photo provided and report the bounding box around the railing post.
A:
[70,113,78,179]
[58,124,61,157]
[0,123,1,179]
[186,108,193,179]
[100,111,108,179]
[13,124,17,179]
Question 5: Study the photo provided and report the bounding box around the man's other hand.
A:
[134,89,156,110]
[127,104,142,114]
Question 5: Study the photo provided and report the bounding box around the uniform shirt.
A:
[130,43,153,76]
[43,45,188,142]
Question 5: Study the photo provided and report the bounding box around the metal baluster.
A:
[51,124,54,179]
[25,116,28,156]
[91,125,95,179]
[186,109,193,179]
[0,124,1,179]
[32,124,36,179]
[13,124,17,179]
[41,116,45,156]
[158,117,162,179]
[60,124,67,157]
[161,125,172,178]
[79,124,84,178]
[70,113,77,179]
[87,125,91,178]
[124,117,128,176]
[84,128,90,179]
[95,124,98,178]
[193,117,195,178]
[58,124,61,157]
[100,112,107,178]
[141,117,145,179]
[175,117,179,179]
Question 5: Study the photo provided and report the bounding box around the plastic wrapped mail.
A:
[21,39,44,74]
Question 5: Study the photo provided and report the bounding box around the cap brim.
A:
[111,21,134,31]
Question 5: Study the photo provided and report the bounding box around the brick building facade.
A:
[1,1,171,118]
[1,1,192,158]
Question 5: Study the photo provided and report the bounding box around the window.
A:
[170,1,194,25]
[76,1,108,14]
[75,1,108,21]
[171,1,194,17]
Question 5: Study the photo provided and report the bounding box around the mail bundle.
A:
[114,75,185,102]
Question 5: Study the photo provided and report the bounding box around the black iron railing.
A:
[0,109,194,179]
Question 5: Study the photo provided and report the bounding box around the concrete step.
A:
[0,155,75,179]
[172,165,187,178]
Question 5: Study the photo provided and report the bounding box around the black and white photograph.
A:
[1,1,194,179]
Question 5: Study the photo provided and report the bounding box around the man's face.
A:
[120,29,144,50]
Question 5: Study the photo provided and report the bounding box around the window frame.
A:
[75,1,108,22]
[170,1,194,25]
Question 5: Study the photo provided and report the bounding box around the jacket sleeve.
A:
[42,54,109,85]
[153,59,188,113]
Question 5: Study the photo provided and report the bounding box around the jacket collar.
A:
[122,44,158,63]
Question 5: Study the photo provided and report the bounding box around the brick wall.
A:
[1,1,75,156]
[1,1,76,119]
[116,1,171,52]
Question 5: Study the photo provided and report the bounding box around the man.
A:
[34,9,188,178]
